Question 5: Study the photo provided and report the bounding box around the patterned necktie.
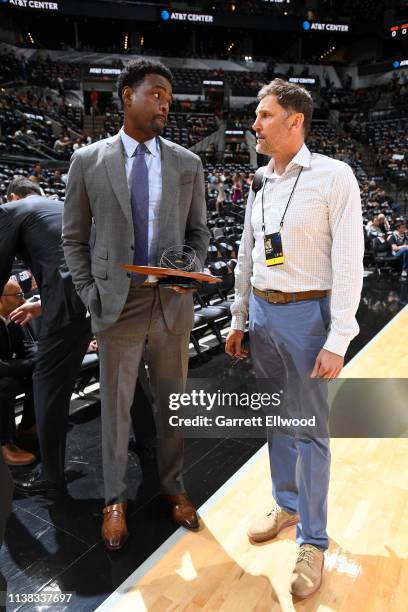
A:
[130,142,149,286]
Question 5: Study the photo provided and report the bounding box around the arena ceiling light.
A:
[320,46,336,60]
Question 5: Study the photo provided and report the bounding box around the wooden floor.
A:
[97,307,408,612]
[343,305,408,378]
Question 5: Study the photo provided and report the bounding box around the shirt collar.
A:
[264,143,311,178]
[120,127,159,159]
[0,315,9,326]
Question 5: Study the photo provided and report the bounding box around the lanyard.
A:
[261,167,303,235]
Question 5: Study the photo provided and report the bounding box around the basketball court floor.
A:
[96,299,408,612]
[1,273,407,611]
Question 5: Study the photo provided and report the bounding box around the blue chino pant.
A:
[392,246,408,269]
[249,291,331,551]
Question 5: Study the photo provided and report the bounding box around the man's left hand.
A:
[171,286,197,294]
[310,348,344,380]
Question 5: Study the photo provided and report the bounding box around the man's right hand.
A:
[10,301,42,326]
[225,329,248,359]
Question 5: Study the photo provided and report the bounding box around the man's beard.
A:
[151,118,166,135]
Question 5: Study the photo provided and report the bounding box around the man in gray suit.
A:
[62,59,210,550]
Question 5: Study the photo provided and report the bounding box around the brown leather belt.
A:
[130,280,159,288]
[253,287,331,304]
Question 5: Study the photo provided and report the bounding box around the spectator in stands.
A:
[205,142,216,164]
[372,232,390,256]
[214,172,226,214]
[30,162,46,183]
[224,144,234,162]
[50,169,63,185]
[53,134,71,155]
[388,220,408,278]
[366,213,390,236]
[366,215,381,235]
[90,88,99,115]
[231,173,243,203]
[376,213,390,234]
[57,76,65,100]
[223,169,232,185]
[0,176,92,495]
[72,137,84,151]
[14,125,33,140]
[0,279,37,466]
[238,141,249,162]
[246,173,255,187]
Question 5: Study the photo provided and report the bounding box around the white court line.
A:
[95,444,267,611]
[95,304,408,611]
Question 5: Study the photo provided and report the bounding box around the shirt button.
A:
[130,245,134,250]
[126,272,131,278]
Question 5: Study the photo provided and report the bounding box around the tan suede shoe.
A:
[290,544,324,598]
[102,502,129,551]
[247,504,299,543]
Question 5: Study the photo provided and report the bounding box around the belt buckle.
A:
[265,290,280,304]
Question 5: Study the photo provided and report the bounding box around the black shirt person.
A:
[0,279,37,467]
[0,177,92,495]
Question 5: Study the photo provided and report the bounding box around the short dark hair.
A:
[6,176,41,201]
[116,59,173,105]
[257,78,314,137]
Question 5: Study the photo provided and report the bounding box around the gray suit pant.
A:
[96,285,189,505]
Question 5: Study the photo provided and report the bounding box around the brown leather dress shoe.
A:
[1,442,36,466]
[102,503,129,551]
[163,492,200,531]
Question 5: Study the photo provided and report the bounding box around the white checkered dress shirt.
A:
[231,143,364,357]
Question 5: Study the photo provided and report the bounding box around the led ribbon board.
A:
[392,59,408,69]
[302,20,349,32]
[2,0,59,10]
[289,77,316,85]
[389,23,408,38]
[161,10,214,24]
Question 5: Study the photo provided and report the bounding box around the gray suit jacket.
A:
[62,133,210,333]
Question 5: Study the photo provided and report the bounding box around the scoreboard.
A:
[388,21,408,38]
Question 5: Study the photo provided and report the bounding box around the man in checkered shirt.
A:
[226,79,364,599]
